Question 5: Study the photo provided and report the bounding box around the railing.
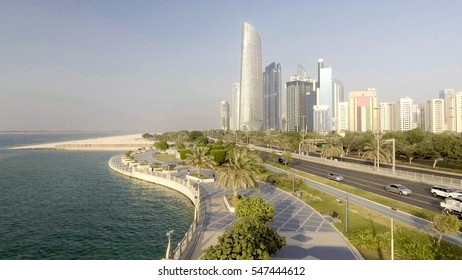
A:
[108,155,204,260]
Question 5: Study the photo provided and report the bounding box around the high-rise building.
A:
[231,82,240,131]
[448,92,462,132]
[221,101,230,131]
[316,58,324,90]
[412,104,420,130]
[337,102,349,133]
[379,102,393,132]
[239,22,263,131]
[417,103,426,131]
[306,80,317,132]
[313,105,329,133]
[332,79,344,132]
[348,88,378,132]
[439,89,455,129]
[425,99,445,133]
[263,62,282,131]
[392,97,414,131]
[319,66,333,132]
[285,74,313,132]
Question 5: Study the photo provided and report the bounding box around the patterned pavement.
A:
[134,151,362,260]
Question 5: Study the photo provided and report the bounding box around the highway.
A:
[261,151,447,213]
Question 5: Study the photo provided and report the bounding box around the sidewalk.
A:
[188,175,362,260]
[134,151,362,260]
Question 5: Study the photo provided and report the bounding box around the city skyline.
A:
[1,1,461,132]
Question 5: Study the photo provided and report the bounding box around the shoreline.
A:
[9,134,154,151]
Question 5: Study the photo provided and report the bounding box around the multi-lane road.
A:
[261,151,453,213]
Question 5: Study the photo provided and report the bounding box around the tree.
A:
[320,137,344,160]
[269,151,278,163]
[184,146,216,177]
[202,196,285,260]
[216,147,261,200]
[282,151,292,166]
[154,140,169,152]
[201,217,286,260]
[432,214,461,247]
[361,138,391,166]
[235,196,275,223]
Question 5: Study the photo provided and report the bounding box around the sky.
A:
[1,0,461,132]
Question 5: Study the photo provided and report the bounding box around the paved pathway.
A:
[134,151,362,260]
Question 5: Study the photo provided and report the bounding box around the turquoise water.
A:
[0,133,194,259]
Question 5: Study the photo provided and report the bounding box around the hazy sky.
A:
[1,0,461,132]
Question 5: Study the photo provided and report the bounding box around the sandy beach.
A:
[10,134,154,151]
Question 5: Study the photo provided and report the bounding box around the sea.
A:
[0,132,194,260]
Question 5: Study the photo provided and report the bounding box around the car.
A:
[384,184,412,196]
[431,186,462,199]
[328,172,344,181]
[278,158,286,165]
[276,151,283,156]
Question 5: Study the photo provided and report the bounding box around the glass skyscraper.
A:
[239,22,263,131]
[263,62,282,131]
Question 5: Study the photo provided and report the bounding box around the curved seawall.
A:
[108,155,204,259]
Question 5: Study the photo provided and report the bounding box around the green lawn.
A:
[264,162,462,260]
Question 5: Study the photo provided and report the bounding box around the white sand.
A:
[10,134,154,151]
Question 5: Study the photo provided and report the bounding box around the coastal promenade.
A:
[109,150,363,260]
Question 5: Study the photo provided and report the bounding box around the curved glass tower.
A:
[239,22,263,131]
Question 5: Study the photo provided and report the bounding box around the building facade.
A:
[239,22,263,131]
[448,92,462,132]
[348,89,377,132]
[285,76,312,132]
[425,99,445,133]
[392,97,414,131]
[231,82,240,131]
[263,62,282,131]
[220,101,230,131]
[439,89,455,129]
[313,105,329,133]
[319,66,333,132]
[337,102,349,133]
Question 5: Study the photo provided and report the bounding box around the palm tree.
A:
[184,146,216,177]
[361,138,391,166]
[216,147,261,200]
[320,137,344,160]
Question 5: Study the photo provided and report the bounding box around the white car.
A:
[431,186,462,199]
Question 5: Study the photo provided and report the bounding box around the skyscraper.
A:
[448,92,462,133]
[231,83,240,131]
[379,102,393,132]
[221,101,230,131]
[286,74,312,132]
[239,22,263,131]
[332,79,344,132]
[439,89,455,129]
[318,59,333,132]
[392,97,414,131]
[348,88,377,132]
[425,99,445,133]
[263,62,282,131]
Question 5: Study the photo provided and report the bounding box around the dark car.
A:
[278,158,286,165]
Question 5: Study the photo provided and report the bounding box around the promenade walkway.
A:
[131,151,362,260]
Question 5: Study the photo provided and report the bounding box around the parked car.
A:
[278,158,286,165]
[384,184,412,196]
[328,172,344,181]
[431,186,462,199]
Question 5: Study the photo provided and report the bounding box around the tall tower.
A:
[239,22,263,131]
[221,101,230,131]
[286,74,312,132]
[231,83,240,131]
[263,62,282,131]
[319,67,333,132]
